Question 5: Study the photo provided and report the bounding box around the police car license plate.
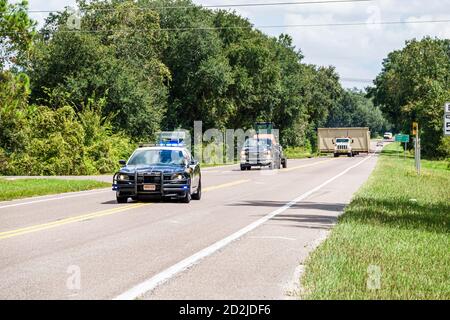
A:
[143,185,156,191]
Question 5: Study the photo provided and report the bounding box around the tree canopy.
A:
[9,0,446,175]
[369,37,450,158]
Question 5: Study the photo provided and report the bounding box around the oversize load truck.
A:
[318,127,371,157]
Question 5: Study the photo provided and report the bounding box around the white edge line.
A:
[114,153,375,300]
[0,188,111,209]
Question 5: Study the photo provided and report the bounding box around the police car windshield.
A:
[336,138,350,143]
[128,149,186,166]
[244,139,271,148]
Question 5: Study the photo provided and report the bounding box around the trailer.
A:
[318,127,371,157]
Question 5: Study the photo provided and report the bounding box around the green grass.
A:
[300,142,450,299]
[0,178,110,201]
[285,146,313,159]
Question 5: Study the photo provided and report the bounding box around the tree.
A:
[28,0,170,139]
[0,0,35,163]
[300,65,343,150]
[369,37,450,158]
[327,88,388,136]
[0,0,35,69]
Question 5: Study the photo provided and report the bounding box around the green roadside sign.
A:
[395,134,410,143]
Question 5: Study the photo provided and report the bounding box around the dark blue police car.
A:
[112,145,201,204]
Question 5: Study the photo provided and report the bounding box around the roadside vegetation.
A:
[0,178,110,201]
[284,146,313,159]
[1,0,392,176]
[300,143,450,299]
[1,0,448,176]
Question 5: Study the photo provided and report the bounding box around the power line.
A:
[3,18,450,35]
[26,0,373,13]
[341,77,374,83]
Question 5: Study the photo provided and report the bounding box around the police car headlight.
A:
[172,173,185,181]
[118,174,129,181]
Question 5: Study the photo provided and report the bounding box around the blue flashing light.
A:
[158,140,185,147]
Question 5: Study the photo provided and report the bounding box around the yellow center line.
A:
[0,179,250,241]
[0,203,148,240]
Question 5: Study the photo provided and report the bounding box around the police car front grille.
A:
[134,173,163,184]
[142,176,161,183]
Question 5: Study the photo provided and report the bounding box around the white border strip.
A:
[114,154,375,300]
[0,189,111,210]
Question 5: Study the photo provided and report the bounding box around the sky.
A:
[22,0,450,89]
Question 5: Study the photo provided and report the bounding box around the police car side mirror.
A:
[119,160,126,166]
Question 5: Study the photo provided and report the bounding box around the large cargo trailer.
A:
[318,127,371,157]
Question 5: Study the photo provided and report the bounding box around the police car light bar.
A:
[158,141,185,147]
[157,130,187,147]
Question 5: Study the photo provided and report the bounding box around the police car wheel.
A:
[192,180,202,200]
[116,195,128,204]
[182,190,191,203]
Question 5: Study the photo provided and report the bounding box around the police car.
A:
[112,133,201,204]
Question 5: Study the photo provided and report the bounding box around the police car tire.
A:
[192,180,202,200]
[116,196,128,204]
[182,190,191,203]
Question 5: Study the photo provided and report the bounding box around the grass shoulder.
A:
[0,178,110,202]
[284,146,314,159]
[300,142,450,299]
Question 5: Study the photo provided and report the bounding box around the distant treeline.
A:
[1,0,448,175]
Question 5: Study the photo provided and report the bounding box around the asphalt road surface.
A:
[0,145,381,300]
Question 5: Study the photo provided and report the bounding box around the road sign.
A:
[395,134,410,143]
[445,114,450,136]
[445,103,450,136]
[412,122,418,135]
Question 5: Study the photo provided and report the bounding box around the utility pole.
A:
[412,122,420,175]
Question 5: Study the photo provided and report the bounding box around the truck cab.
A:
[333,137,354,157]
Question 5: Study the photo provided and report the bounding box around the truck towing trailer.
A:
[318,127,371,157]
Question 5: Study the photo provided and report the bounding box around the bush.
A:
[1,97,133,176]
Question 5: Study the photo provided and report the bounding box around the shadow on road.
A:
[101,198,181,205]
[227,200,346,212]
[227,200,345,230]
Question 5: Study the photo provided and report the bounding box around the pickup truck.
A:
[240,123,287,170]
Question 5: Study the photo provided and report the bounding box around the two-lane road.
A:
[0,147,380,299]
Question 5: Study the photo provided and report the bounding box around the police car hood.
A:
[120,165,186,174]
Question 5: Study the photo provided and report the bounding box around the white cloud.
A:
[20,0,450,88]
[196,0,450,88]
